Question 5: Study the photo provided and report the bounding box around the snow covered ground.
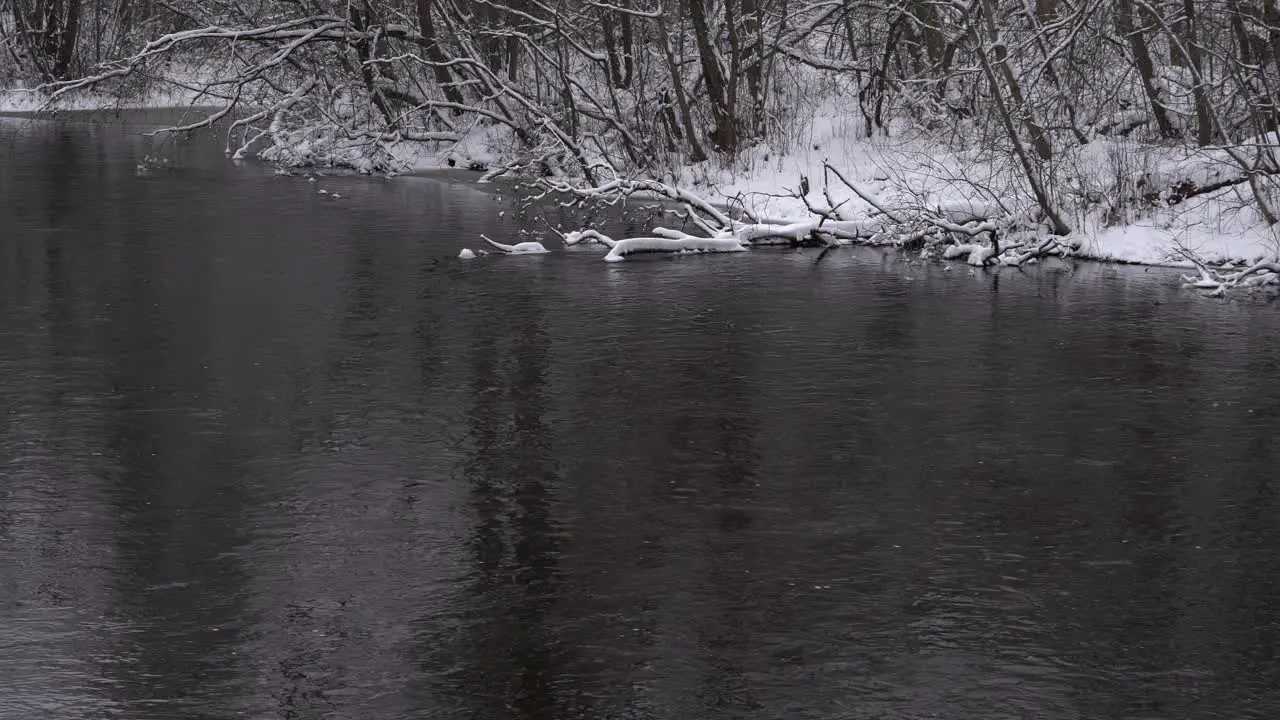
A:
[388,95,1279,267]
[638,100,1279,267]
[0,78,209,113]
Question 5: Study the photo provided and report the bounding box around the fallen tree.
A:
[1176,246,1280,297]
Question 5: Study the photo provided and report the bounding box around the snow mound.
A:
[602,236,747,262]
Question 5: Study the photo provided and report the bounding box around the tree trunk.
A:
[908,0,944,68]
[741,0,763,135]
[1033,0,1055,24]
[687,0,737,152]
[416,0,465,109]
[601,7,624,88]
[1116,0,1176,138]
[1179,0,1214,146]
[978,47,1071,235]
[978,0,1052,160]
[620,1,634,88]
[657,6,708,162]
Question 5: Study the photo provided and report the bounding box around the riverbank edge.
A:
[5,90,1276,274]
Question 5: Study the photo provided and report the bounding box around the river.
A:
[2,114,1279,719]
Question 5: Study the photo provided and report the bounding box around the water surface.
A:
[2,116,1280,719]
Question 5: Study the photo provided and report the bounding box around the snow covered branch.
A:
[602,236,747,262]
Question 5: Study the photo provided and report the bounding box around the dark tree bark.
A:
[416,0,466,109]
[657,6,708,162]
[687,0,738,151]
[1116,0,1176,138]
[978,0,1051,160]
[619,0,634,88]
[1178,0,1215,146]
[601,6,624,88]
[55,0,81,80]
[740,0,763,136]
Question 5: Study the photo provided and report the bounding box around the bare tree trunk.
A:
[907,0,944,68]
[416,0,466,108]
[978,0,1052,160]
[1033,0,1055,23]
[687,0,737,151]
[972,0,1069,234]
[53,0,80,80]
[1024,0,1087,144]
[741,0,763,136]
[620,0,634,88]
[505,0,527,82]
[1179,0,1215,146]
[657,5,708,162]
[601,6,624,88]
[1116,0,1176,138]
[866,14,903,137]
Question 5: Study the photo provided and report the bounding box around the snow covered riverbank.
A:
[0,78,211,115]
[663,106,1279,268]
[389,100,1279,270]
[6,84,1275,272]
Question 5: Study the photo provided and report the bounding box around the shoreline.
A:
[5,93,1276,274]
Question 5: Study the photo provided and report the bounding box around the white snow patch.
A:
[602,236,747,262]
[563,229,616,248]
[943,243,983,260]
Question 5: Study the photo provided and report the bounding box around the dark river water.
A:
[2,115,1280,720]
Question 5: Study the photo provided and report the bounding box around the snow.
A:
[602,236,747,262]
[966,246,999,267]
[481,235,549,254]
[1072,186,1280,266]
[563,230,616,248]
[733,218,876,245]
[943,243,981,260]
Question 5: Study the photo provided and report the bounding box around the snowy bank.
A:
[10,76,1274,271]
[1,64,219,114]
[607,99,1280,269]
[389,98,1277,270]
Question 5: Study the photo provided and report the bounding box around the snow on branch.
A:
[733,218,880,245]
[541,177,734,231]
[1175,245,1280,296]
[563,230,617,248]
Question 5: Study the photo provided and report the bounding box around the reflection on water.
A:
[2,117,1280,719]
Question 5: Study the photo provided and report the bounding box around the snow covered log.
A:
[934,200,1004,224]
[602,236,748,262]
[650,227,700,240]
[1179,255,1280,295]
[563,230,617,248]
[481,235,550,254]
[942,243,983,260]
[733,218,880,245]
